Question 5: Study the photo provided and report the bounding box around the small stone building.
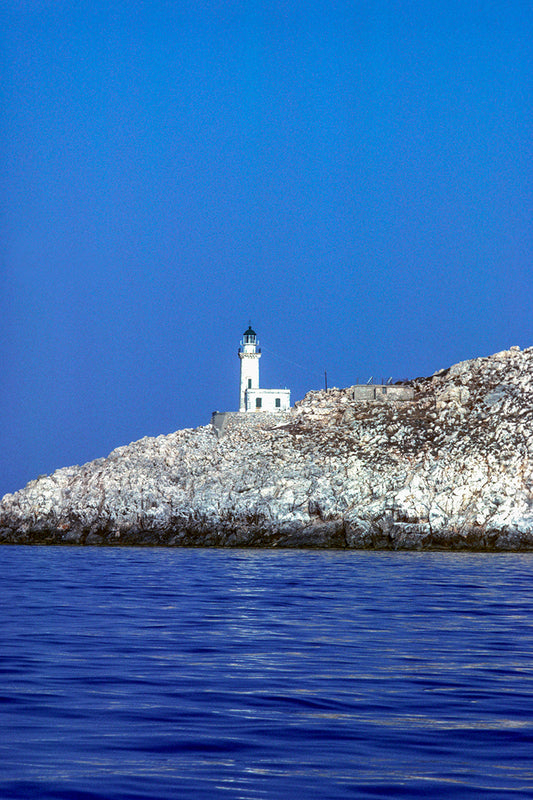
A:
[350,384,414,402]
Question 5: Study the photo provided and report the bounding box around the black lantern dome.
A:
[243,325,256,344]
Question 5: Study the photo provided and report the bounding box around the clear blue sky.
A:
[1,0,531,496]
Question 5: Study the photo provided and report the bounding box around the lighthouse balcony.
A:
[238,346,261,354]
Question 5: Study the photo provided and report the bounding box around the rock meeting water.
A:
[4,347,533,550]
[1,547,532,799]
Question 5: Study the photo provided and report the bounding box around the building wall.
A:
[211,410,291,437]
[244,388,291,412]
[350,385,414,402]
[239,353,260,411]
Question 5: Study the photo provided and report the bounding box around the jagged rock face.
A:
[2,346,533,550]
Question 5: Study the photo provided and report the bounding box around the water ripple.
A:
[1,548,533,798]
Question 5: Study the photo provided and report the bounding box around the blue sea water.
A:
[0,547,532,799]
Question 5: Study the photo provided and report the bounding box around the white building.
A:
[238,325,290,412]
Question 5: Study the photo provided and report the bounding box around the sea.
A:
[0,547,532,800]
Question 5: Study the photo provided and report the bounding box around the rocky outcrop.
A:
[2,346,533,549]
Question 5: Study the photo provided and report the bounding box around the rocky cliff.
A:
[2,346,533,550]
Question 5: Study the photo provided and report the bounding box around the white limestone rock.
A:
[2,346,533,549]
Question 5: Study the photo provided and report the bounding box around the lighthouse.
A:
[238,325,290,412]
[238,325,261,411]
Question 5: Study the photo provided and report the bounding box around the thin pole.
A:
[324,370,328,391]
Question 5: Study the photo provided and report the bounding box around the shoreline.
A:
[3,347,533,550]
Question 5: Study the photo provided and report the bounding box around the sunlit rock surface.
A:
[2,346,533,549]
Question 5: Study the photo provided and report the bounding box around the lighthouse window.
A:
[256,397,262,409]
[275,398,281,408]
[248,379,252,389]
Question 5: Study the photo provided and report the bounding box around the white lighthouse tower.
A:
[238,324,290,412]
[238,324,261,411]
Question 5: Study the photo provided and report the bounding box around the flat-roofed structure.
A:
[350,384,414,402]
